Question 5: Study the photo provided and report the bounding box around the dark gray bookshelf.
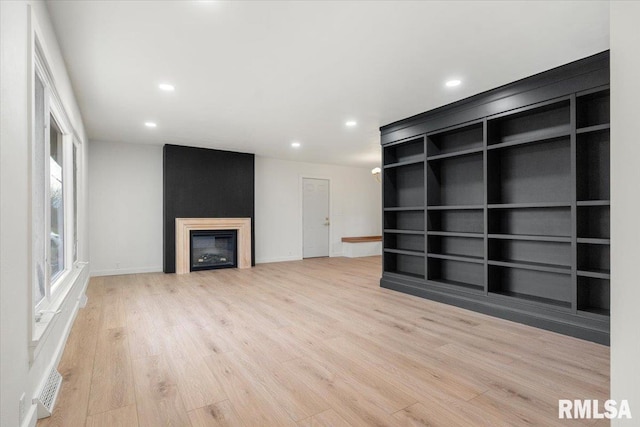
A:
[427,121,484,156]
[428,234,484,258]
[380,51,610,344]
[384,163,425,208]
[577,88,610,129]
[384,252,425,280]
[488,207,572,240]
[382,136,427,280]
[488,239,571,270]
[577,243,609,275]
[428,153,484,206]
[428,258,485,292]
[384,212,424,231]
[386,233,425,253]
[577,277,610,317]
[384,137,425,164]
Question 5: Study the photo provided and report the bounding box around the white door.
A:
[303,178,330,258]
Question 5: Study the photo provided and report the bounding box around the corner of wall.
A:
[611,1,640,424]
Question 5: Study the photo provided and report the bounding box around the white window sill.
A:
[30,262,88,362]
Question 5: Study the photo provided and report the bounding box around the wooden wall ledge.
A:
[341,236,382,243]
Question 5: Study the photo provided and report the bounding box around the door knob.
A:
[324,222,330,226]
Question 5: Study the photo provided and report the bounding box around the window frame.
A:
[72,140,81,264]
[30,29,83,352]
[46,107,74,295]
[33,59,76,310]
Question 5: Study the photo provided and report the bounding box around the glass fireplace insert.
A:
[190,229,237,271]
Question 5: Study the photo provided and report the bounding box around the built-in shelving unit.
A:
[380,51,610,344]
[425,122,485,292]
[383,136,426,279]
[575,87,610,319]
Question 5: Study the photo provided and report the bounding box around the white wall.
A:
[89,141,163,275]
[255,156,381,263]
[87,146,381,272]
[0,2,89,427]
[611,2,640,424]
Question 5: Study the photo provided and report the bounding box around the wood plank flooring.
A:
[38,256,610,426]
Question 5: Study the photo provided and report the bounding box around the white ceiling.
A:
[46,1,609,168]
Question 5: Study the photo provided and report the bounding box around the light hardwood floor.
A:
[39,256,610,427]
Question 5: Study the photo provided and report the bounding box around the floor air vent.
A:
[34,367,62,419]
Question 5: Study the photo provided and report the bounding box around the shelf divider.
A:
[427,204,484,211]
[488,259,571,275]
[384,248,425,257]
[487,130,571,151]
[576,123,610,134]
[577,270,611,279]
[489,233,571,243]
[383,157,425,169]
[488,202,571,209]
[428,279,484,292]
[384,229,425,235]
[489,290,571,309]
[426,147,483,161]
[577,200,610,206]
[427,253,484,264]
[577,237,610,245]
[427,231,483,238]
[384,206,425,212]
[571,92,578,313]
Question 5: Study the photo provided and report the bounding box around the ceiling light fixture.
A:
[144,122,157,128]
[291,141,301,148]
[445,79,462,87]
[158,83,175,92]
[345,120,357,127]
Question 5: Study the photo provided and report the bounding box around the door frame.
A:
[299,175,332,259]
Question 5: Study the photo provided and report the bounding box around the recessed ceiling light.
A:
[158,83,175,92]
[144,122,157,128]
[291,142,301,148]
[345,120,357,127]
[445,79,462,87]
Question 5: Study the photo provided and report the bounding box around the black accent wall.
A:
[163,145,255,273]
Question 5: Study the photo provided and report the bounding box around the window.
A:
[73,143,79,262]
[33,73,46,306]
[32,50,81,314]
[49,116,65,282]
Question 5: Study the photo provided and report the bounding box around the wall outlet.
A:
[19,392,26,425]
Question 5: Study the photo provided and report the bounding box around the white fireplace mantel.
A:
[175,218,252,274]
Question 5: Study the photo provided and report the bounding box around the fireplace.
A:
[175,218,251,274]
[190,230,237,271]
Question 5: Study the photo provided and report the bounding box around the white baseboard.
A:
[90,266,163,276]
[52,298,81,369]
[21,404,37,427]
[255,255,301,264]
[256,252,344,264]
